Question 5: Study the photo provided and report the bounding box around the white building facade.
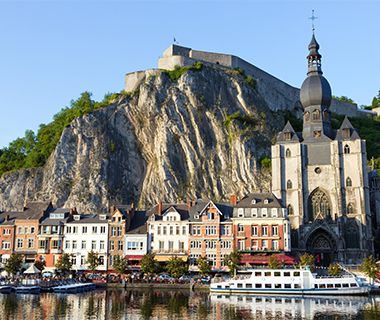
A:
[63,214,109,271]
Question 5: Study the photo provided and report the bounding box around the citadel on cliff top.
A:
[125,44,375,119]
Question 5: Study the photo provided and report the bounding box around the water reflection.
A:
[0,289,379,320]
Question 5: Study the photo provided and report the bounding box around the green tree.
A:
[224,250,241,276]
[328,263,342,276]
[4,254,23,276]
[86,251,100,272]
[360,256,380,284]
[55,253,73,274]
[197,256,211,276]
[34,256,46,271]
[141,253,157,276]
[166,256,188,278]
[268,255,283,269]
[298,253,315,269]
[113,255,129,275]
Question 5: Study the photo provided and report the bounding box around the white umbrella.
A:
[23,264,41,274]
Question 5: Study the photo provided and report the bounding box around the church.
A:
[271,33,373,265]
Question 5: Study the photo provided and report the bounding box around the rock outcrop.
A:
[0,65,285,212]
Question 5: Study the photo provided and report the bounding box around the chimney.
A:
[157,201,163,215]
[110,205,116,214]
[69,207,77,215]
[230,194,237,206]
[187,199,192,209]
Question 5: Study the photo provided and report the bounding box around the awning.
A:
[155,255,188,262]
[126,255,144,260]
[240,254,296,265]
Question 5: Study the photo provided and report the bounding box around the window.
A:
[205,226,217,235]
[287,180,293,189]
[169,226,173,235]
[207,211,214,220]
[24,227,28,234]
[100,241,105,250]
[182,226,186,235]
[221,225,230,235]
[272,226,278,236]
[100,226,106,234]
[82,226,87,234]
[294,272,300,277]
[346,177,352,187]
[265,284,272,288]
[72,256,77,265]
[17,239,23,248]
[314,130,321,138]
[52,240,60,250]
[261,208,268,217]
[179,241,184,252]
[91,240,96,250]
[255,283,262,288]
[284,132,291,140]
[347,203,354,214]
[304,111,310,122]
[262,226,268,236]
[343,128,350,139]
[82,241,86,250]
[251,240,258,249]
[237,208,244,217]
[264,271,271,276]
[1,241,10,250]
[309,188,331,220]
[255,272,262,276]
[30,227,35,234]
[285,284,291,288]
[92,226,97,234]
[157,226,161,235]
[312,110,320,120]
[73,226,78,234]
[205,240,217,249]
[285,148,291,157]
[251,208,258,217]
[81,255,86,266]
[27,239,34,248]
[294,284,301,288]
[72,240,77,249]
[109,241,114,250]
[284,272,290,277]
[99,256,105,266]
[118,240,123,251]
[159,241,164,250]
[271,208,278,217]
[176,226,180,235]
[163,226,167,235]
[66,226,71,234]
[344,144,350,154]
[238,240,245,251]
[221,240,231,249]
[237,224,244,232]
[246,283,253,288]
[262,240,268,249]
[190,240,202,249]
[65,240,70,249]
[272,240,279,250]
[251,226,258,236]
[117,227,122,236]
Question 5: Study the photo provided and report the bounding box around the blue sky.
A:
[0,0,379,147]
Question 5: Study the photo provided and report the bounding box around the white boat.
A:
[210,268,370,296]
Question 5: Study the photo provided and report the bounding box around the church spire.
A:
[307,33,322,75]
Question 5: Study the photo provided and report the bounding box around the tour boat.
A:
[210,268,370,296]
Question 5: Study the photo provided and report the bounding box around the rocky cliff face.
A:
[0,66,285,212]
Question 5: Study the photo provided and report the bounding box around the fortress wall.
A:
[124,69,158,92]
[189,50,233,67]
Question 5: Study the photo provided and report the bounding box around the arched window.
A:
[344,144,350,154]
[287,204,294,216]
[287,180,293,189]
[284,132,292,140]
[344,220,360,249]
[346,177,352,187]
[309,189,331,220]
[347,203,354,214]
[304,112,310,122]
[312,110,320,120]
[285,148,291,158]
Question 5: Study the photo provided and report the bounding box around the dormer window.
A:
[251,208,258,217]
[304,112,310,122]
[238,208,244,218]
[251,199,256,204]
[261,208,268,218]
[312,110,320,120]
[194,215,199,220]
[207,212,214,220]
[264,199,269,204]
[73,215,80,221]
[343,128,350,139]
[99,214,107,220]
[284,132,291,140]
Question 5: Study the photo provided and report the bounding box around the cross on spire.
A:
[309,9,318,32]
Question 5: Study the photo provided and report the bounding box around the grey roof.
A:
[276,121,301,143]
[22,202,53,220]
[112,205,134,217]
[126,211,148,234]
[335,116,361,140]
[300,74,332,109]
[234,193,283,209]
[147,203,190,221]
[66,214,109,224]
[0,212,20,225]
[188,199,233,222]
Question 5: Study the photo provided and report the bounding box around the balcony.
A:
[51,248,62,254]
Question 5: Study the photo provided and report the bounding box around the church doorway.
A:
[306,228,336,267]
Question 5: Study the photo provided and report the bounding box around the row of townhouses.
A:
[0,192,291,272]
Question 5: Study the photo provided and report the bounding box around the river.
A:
[0,288,380,320]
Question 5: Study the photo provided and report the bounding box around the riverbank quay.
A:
[107,282,210,291]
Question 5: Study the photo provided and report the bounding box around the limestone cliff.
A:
[0,65,285,212]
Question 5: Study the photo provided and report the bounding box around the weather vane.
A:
[309,9,318,32]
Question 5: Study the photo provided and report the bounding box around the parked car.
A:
[179,275,192,282]
[157,274,174,282]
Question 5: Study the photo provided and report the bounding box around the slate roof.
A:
[234,193,283,209]
[126,211,148,235]
[22,201,53,219]
[66,214,109,224]
[147,203,190,221]
[188,199,233,222]
[0,212,20,226]
[335,116,361,141]
[276,121,301,143]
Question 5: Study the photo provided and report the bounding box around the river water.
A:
[0,288,379,320]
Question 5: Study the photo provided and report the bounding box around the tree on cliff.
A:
[4,254,23,276]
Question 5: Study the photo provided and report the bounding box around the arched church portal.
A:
[308,188,332,221]
[306,228,336,266]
